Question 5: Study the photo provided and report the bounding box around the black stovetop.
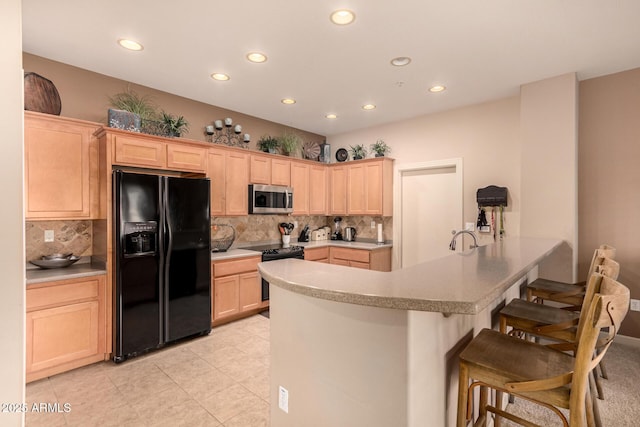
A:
[249,243,304,260]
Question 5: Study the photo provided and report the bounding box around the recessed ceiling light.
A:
[330,9,356,25]
[281,98,296,105]
[326,113,337,119]
[118,39,143,51]
[246,52,267,63]
[390,57,411,67]
[429,85,446,93]
[362,104,376,110]
[211,73,230,81]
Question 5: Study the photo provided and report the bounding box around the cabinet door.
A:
[26,300,100,374]
[250,154,271,184]
[309,164,327,215]
[271,158,291,186]
[113,135,166,168]
[25,115,95,219]
[347,163,366,214]
[329,165,348,214]
[364,162,383,215]
[225,151,249,215]
[207,149,226,216]
[239,272,261,312]
[291,161,309,215]
[167,143,207,172]
[214,276,240,320]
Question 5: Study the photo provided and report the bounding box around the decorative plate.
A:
[303,141,321,160]
[336,148,348,162]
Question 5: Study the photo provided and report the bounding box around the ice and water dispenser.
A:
[123,221,158,256]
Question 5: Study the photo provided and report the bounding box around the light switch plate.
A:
[44,230,54,242]
[465,222,475,232]
[278,386,289,413]
[371,221,376,229]
[630,299,640,312]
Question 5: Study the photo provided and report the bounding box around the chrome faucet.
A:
[449,230,479,251]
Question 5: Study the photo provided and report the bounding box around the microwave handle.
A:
[284,189,290,208]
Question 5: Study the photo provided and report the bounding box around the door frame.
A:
[393,158,463,270]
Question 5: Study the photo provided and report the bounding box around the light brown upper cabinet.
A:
[24,112,99,220]
[111,132,206,173]
[347,158,394,216]
[329,164,348,215]
[308,164,328,215]
[291,161,310,215]
[207,147,249,216]
[250,154,291,186]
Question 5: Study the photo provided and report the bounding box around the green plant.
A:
[161,111,190,137]
[108,88,158,121]
[257,135,280,153]
[370,139,390,157]
[349,144,367,160]
[279,131,302,156]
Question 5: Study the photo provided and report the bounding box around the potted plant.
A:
[257,135,280,154]
[370,139,390,157]
[108,88,158,120]
[161,111,190,137]
[279,131,302,157]
[349,144,367,160]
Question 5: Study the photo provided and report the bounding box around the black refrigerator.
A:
[113,171,211,362]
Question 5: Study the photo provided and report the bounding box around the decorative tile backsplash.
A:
[25,220,92,261]
[212,215,393,247]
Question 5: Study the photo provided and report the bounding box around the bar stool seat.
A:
[500,298,579,342]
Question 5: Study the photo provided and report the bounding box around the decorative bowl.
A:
[30,255,80,269]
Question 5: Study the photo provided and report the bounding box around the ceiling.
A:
[21,1,640,137]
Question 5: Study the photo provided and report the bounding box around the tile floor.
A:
[25,314,271,427]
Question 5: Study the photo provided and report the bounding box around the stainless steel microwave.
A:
[248,184,293,214]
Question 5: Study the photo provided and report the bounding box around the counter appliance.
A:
[113,171,211,362]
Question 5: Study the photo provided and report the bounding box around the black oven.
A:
[252,244,304,301]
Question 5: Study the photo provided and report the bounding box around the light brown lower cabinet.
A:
[304,247,330,263]
[329,246,392,272]
[26,275,107,383]
[212,255,265,325]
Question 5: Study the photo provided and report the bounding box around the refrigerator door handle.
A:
[162,179,174,336]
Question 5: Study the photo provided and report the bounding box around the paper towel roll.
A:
[377,223,384,243]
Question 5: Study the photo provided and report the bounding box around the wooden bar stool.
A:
[500,258,619,401]
[457,274,630,427]
[526,245,615,307]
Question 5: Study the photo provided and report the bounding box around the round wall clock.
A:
[335,148,348,162]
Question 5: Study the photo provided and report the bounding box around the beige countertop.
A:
[26,258,106,285]
[259,237,562,315]
[211,248,261,261]
[297,240,393,251]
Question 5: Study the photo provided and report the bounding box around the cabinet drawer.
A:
[27,278,101,311]
[212,256,261,277]
[167,144,207,172]
[304,247,329,261]
[113,136,166,168]
[330,247,370,263]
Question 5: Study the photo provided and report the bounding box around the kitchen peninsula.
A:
[259,237,562,427]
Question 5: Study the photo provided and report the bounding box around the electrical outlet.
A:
[371,221,376,229]
[293,221,298,229]
[278,386,289,413]
[630,299,640,312]
[465,222,475,232]
[44,230,54,242]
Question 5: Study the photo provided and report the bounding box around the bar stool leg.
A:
[457,363,470,427]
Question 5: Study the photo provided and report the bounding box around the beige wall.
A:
[328,96,522,248]
[22,54,325,150]
[520,73,578,283]
[579,68,640,337]
[0,0,26,425]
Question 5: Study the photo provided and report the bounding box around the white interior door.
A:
[395,159,462,268]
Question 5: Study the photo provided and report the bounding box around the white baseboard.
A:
[615,334,640,348]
